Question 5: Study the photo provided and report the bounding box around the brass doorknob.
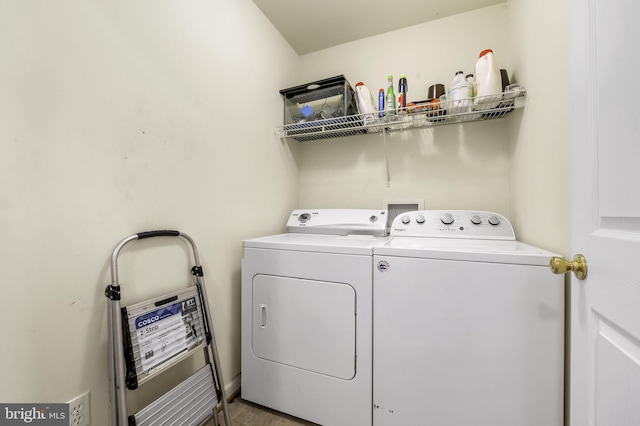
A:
[549,254,588,280]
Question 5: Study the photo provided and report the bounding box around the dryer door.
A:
[252,275,356,379]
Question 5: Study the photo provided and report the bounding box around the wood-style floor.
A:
[207,396,318,426]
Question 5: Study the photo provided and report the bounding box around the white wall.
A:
[507,0,571,255]
[295,5,515,216]
[292,1,570,256]
[0,0,299,422]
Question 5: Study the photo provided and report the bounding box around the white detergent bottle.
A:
[474,49,502,109]
[449,71,472,112]
[354,82,377,125]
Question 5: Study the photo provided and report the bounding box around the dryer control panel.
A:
[287,209,388,236]
[390,210,515,240]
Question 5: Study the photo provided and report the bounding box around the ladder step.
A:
[131,365,219,426]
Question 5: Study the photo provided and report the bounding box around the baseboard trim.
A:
[225,373,241,401]
[216,373,240,416]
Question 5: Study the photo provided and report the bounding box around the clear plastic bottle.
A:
[465,74,481,119]
[474,49,502,109]
[386,75,396,116]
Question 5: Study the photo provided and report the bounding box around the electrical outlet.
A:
[68,391,90,426]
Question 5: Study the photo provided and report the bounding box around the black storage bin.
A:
[279,75,364,141]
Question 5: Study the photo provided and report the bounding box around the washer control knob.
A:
[401,215,411,225]
[440,213,454,225]
[299,213,311,221]
[471,215,482,225]
[369,215,378,223]
[488,215,501,226]
[416,215,425,224]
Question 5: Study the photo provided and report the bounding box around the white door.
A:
[570,0,640,424]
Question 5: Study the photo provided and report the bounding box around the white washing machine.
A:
[373,210,564,426]
[241,209,388,426]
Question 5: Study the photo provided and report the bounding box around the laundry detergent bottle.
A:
[449,71,472,110]
[474,49,502,109]
[355,82,377,125]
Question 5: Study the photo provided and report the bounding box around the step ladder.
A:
[105,230,231,426]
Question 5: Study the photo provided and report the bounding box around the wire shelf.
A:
[277,90,526,142]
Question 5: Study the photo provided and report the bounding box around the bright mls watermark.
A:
[0,404,67,425]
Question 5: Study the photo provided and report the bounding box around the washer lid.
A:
[375,237,559,266]
[244,233,389,255]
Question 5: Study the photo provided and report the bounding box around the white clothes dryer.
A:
[241,209,388,426]
[373,211,564,426]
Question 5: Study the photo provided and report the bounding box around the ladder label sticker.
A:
[135,303,181,329]
[135,301,200,372]
[181,297,198,315]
